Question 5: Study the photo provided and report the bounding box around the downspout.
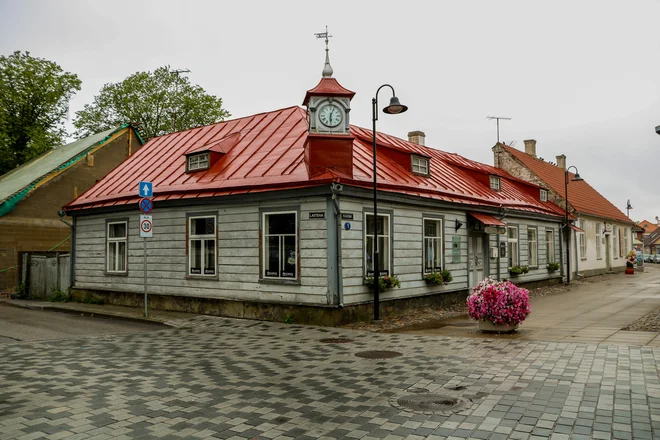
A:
[559,225,565,282]
[573,229,579,279]
[496,205,507,281]
[331,183,344,307]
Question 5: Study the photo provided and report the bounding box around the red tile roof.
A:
[65,106,564,219]
[639,220,658,234]
[501,144,633,224]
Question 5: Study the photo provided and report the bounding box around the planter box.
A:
[478,320,519,333]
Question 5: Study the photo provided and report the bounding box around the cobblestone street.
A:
[1,314,659,440]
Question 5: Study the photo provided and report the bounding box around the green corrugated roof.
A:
[0,125,139,212]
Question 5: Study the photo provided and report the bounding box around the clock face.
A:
[319,104,343,128]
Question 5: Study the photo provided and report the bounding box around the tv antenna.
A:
[170,68,191,132]
[486,116,512,143]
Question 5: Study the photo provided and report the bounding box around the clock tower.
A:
[302,28,355,178]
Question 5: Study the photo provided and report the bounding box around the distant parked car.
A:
[644,254,652,263]
[651,254,660,263]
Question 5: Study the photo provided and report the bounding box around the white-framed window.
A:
[579,232,586,260]
[187,152,210,172]
[540,189,548,202]
[423,218,443,274]
[624,228,629,254]
[613,228,618,259]
[546,229,555,263]
[507,226,518,267]
[188,216,216,275]
[596,222,602,259]
[619,227,624,257]
[365,213,391,276]
[411,155,430,176]
[528,227,538,267]
[107,221,127,273]
[490,175,501,191]
[263,212,298,279]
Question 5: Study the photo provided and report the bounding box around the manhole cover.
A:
[393,394,471,414]
[355,350,402,359]
[319,338,354,344]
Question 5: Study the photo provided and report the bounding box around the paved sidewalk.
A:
[0,297,199,325]
[1,316,659,439]
[396,267,660,346]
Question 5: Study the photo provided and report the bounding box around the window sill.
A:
[105,271,128,277]
[580,258,587,261]
[259,278,301,286]
[185,274,219,281]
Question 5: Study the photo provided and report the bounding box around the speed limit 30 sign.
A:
[140,214,153,238]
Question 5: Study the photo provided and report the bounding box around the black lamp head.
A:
[383,96,408,115]
[572,173,584,182]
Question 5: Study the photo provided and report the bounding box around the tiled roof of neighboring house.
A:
[638,220,658,234]
[500,144,633,224]
[0,125,143,216]
[643,228,660,246]
[65,106,565,219]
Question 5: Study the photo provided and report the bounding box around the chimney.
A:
[408,130,426,146]
[556,154,566,170]
[523,139,537,158]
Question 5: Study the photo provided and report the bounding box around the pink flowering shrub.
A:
[467,277,531,326]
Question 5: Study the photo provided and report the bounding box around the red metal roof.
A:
[569,224,585,233]
[469,212,506,227]
[302,78,356,106]
[65,106,565,219]
[501,144,633,224]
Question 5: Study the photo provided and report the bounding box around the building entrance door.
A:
[468,233,487,289]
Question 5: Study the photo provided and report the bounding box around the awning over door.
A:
[569,224,585,233]
[468,212,506,227]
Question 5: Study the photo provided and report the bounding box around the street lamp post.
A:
[564,165,583,284]
[372,84,408,321]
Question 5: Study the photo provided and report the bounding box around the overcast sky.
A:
[1,0,658,222]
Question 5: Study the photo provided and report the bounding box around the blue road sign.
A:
[139,181,153,198]
[139,198,153,213]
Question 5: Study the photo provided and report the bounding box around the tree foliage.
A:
[73,66,230,140]
[0,51,81,175]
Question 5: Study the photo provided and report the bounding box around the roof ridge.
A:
[147,105,303,141]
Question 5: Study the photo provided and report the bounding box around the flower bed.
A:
[467,277,531,326]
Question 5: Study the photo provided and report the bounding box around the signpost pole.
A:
[144,236,148,318]
[138,181,154,319]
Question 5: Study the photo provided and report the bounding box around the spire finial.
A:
[314,26,333,78]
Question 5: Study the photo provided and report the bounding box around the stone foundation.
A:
[70,288,469,326]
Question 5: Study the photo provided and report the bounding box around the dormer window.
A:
[489,175,501,191]
[540,189,548,202]
[411,155,430,176]
[187,152,210,172]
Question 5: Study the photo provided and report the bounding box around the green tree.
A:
[0,51,81,175]
[73,66,230,140]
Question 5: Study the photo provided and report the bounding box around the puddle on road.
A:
[385,314,531,338]
[384,315,476,333]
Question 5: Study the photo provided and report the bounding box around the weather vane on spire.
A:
[314,26,333,78]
